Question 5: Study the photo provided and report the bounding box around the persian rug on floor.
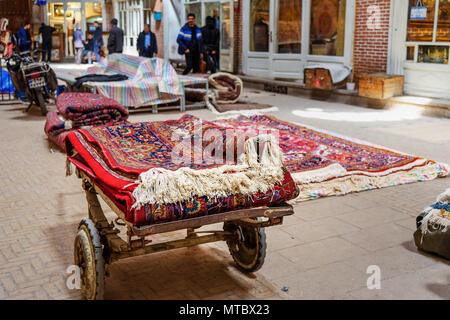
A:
[210,114,449,200]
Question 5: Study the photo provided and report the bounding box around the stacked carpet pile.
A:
[66,125,299,227]
[45,92,128,150]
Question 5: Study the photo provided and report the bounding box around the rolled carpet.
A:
[45,92,129,150]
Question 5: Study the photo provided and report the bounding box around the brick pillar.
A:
[233,0,243,74]
[353,0,391,78]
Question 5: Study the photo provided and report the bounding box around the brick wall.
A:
[353,0,391,77]
[233,0,243,74]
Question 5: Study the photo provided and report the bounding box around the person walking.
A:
[213,7,220,70]
[92,21,103,62]
[137,24,157,58]
[38,23,56,62]
[201,16,219,73]
[177,13,203,75]
[82,32,95,64]
[73,23,84,64]
[17,22,32,52]
[107,18,123,54]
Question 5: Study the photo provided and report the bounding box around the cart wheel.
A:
[74,218,105,300]
[224,218,267,273]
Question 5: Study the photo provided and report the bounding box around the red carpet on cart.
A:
[65,114,448,226]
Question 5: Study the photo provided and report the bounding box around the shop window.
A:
[407,0,436,41]
[221,2,231,50]
[47,3,64,33]
[309,0,346,56]
[418,45,449,63]
[276,0,301,54]
[437,0,450,41]
[250,0,270,52]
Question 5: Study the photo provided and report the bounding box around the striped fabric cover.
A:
[55,54,208,108]
[85,54,183,107]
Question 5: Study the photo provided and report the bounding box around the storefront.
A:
[390,0,450,99]
[181,0,234,71]
[113,0,163,55]
[44,0,106,58]
[242,0,354,79]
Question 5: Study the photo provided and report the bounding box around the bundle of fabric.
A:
[209,72,243,103]
[45,92,128,150]
[414,189,450,259]
[184,72,277,114]
[65,118,299,227]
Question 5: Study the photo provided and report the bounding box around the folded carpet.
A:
[66,128,299,227]
[45,92,129,150]
[56,92,128,128]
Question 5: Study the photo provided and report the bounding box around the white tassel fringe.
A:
[131,134,285,209]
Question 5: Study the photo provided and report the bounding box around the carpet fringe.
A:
[291,163,347,184]
[131,134,285,209]
[291,161,449,202]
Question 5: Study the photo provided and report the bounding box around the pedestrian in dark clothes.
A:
[38,23,56,62]
[177,13,204,75]
[137,24,157,58]
[93,21,103,62]
[83,33,95,64]
[201,16,219,73]
[107,18,124,54]
[17,22,32,53]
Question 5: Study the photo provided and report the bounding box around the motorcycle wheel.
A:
[35,90,47,115]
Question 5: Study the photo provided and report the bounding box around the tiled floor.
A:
[0,87,448,299]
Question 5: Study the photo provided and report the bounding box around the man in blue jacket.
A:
[17,22,32,52]
[177,13,203,75]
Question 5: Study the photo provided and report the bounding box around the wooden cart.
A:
[74,169,294,300]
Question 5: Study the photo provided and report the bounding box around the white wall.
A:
[164,0,184,60]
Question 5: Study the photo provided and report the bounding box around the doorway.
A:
[183,0,234,72]
[46,0,105,58]
[243,0,354,80]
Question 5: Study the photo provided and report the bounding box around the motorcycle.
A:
[5,50,57,115]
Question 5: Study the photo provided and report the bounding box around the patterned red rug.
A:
[211,114,449,200]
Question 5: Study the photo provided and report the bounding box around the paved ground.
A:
[0,87,448,300]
